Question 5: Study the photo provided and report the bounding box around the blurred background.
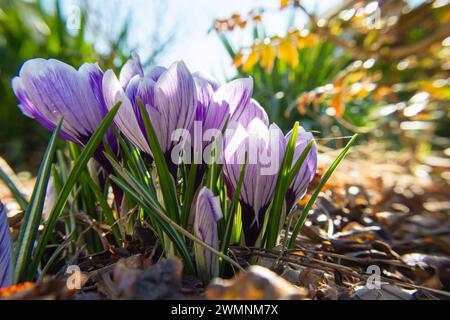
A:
[0,0,449,176]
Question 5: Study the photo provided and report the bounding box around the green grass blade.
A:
[220,153,247,255]
[265,122,299,248]
[112,127,140,178]
[286,140,315,184]
[110,175,244,273]
[181,163,197,228]
[278,140,315,231]
[266,139,315,248]
[0,162,28,210]
[288,134,358,248]
[39,228,75,280]
[13,118,63,284]
[111,127,158,201]
[218,33,236,58]
[83,173,122,247]
[51,164,62,194]
[109,175,195,273]
[56,149,68,184]
[104,152,164,239]
[29,104,120,279]
[137,100,180,222]
[104,153,162,211]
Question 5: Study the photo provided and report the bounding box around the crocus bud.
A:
[285,128,317,212]
[0,202,12,288]
[194,187,223,283]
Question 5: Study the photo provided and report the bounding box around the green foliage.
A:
[220,154,247,256]
[221,32,352,133]
[288,134,358,248]
[217,1,450,153]
[265,123,315,248]
[1,1,362,285]
[2,97,354,285]
[26,103,120,280]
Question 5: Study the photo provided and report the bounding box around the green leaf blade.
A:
[288,134,358,248]
[29,103,120,279]
[13,118,63,284]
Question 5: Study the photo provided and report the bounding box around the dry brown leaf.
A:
[133,257,183,300]
[206,265,309,300]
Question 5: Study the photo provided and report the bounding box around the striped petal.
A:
[79,62,119,153]
[103,70,151,155]
[285,128,317,211]
[192,75,229,155]
[214,78,253,116]
[119,52,144,88]
[103,58,198,164]
[203,100,230,135]
[231,98,269,128]
[193,75,214,121]
[154,61,197,153]
[193,71,219,91]
[148,66,167,82]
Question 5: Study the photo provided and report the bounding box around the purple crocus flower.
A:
[223,118,285,246]
[191,75,269,168]
[103,55,197,175]
[193,187,223,282]
[0,202,12,288]
[192,75,268,135]
[190,75,230,153]
[285,129,317,212]
[12,58,118,153]
[11,59,125,207]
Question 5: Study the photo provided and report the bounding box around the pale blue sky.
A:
[57,0,341,81]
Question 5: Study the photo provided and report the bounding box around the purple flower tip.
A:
[0,202,12,288]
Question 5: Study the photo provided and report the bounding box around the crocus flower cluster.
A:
[12,54,317,259]
[0,202,12,288]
